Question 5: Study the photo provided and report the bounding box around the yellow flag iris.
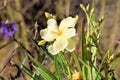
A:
[39,15,79,55]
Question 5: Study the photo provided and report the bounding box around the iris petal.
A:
[62,28,76,39]
[66,36,79,52]
[59,16,78,30]
[48,45,59,55]
[47,19,58,32]
[53,37,68,52]
[39,15,79,55]
[40,29,57,41]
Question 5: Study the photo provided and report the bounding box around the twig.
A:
[0,47,20,74]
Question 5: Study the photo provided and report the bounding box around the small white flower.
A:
[40,16,79,55]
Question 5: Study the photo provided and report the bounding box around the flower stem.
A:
[72,52,81,72]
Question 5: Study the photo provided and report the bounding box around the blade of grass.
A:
[27,33,54,61]
[33,65,54,80]
[21,63,43,80]
[58,52,75,78]
[28,53,57,80]
[95,50,110,80]
[81,23,88,80]
[20,64,33,78]
[72,52,81,72]
[54,54,62,80]
[58,52,75,74]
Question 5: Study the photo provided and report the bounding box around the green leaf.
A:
[21,64,42,80]
[26,33,54,60]
[20,64,33,78]
[57,52,74,74]
[81,22,89,80]
[56,52,75,79]
[54,54,62,80]
[72,52,81,72]
[28,54,57,80]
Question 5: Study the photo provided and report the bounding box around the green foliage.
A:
[28,53,57,80]
[0,1,118,80]
[22,2,115,80]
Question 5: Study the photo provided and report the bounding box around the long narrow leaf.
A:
[20,64,33,78]
[21,64,42,80]
[72,52,81,72]
[28,54,57,80]
[27,33,54,60]
[54,54,62,80]
[33,66,54,80]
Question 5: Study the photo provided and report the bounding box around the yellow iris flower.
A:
[39,16,79,55]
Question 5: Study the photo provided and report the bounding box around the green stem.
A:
[67,65,72,80]
[89,63,93,80]
[72,52,81,72]
[95,50,109,80]
[78,58,89,69]
[54,54,62,80]
[63,52,72,79]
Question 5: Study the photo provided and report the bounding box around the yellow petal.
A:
[72,72,83,80]
[40,29,57,41]
[62,28,76,39]
[48,45,59,55]
[59,16,78,30]
[66,35,78,52]
[47,19,58,32]
[38,40,46,46]
[53,37,68,53]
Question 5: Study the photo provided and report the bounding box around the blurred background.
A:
[0,0,120,80]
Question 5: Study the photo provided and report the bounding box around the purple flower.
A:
[0,22,17,38]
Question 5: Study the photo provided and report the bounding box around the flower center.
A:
[57,30,62,36]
